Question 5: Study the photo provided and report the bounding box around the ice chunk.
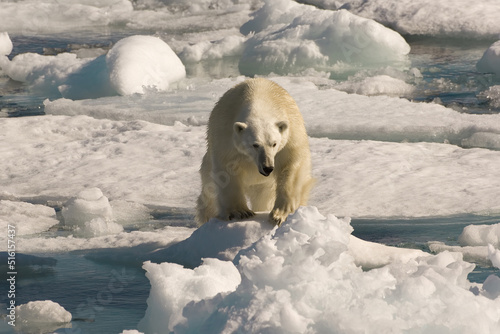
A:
[106,35,186,95]
[15,300,71,333]
[0,32,12,56]
[61,187,123,237]
[458,223,500,248]
[62,188,113,227]
[477,41,500,76]
[488,244,500,269]
[0,200,58,235]
[138,258,241,333]
[239,0,410,76]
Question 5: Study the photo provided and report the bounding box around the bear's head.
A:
[233,119,289,177]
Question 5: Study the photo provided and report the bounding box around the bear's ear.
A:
[276,121,288,133]
[234,122,247,133]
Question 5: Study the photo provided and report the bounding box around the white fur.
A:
[196,78,313,225]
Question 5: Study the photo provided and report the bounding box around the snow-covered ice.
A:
[239,0,410,76]
[139,207,500,333]
[325,0,500,39]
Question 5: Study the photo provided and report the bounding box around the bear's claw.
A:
[269,209,288,226]
[228,209,255,220]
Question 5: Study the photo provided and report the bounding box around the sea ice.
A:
[477,41,500,76]
[331,0,500,38]
[139,207,500,333]
[239,0,410,76]
[15,300,72,333]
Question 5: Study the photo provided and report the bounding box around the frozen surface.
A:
[325,0,500,38]
[139,207,500,333]
[0,200,58,236]
[15,300,72,333]
[477,41,500,76]
[0,0,253,34]
[1,109,500,219]
[44,77,500,149]
[239,0,410,76]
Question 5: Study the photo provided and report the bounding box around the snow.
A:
[15,300,72,333]
[139,207,500,333]
[322,0,500,39]
[239,0,410,76]
[477,41,500,76]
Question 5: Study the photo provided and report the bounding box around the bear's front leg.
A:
[214,170,255,221]
[269,169,300,226]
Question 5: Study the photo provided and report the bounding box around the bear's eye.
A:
[272,143,277,148]
[252,143,260,149]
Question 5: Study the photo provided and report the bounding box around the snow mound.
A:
[106,35,186,95]
[477,41,500,76]
[137,207,500,333]
[61,187,123,238]
[239,0,410,76]
[16,300,71,333]
[0,200,58,236]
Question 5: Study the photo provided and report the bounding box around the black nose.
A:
[261,166,274,176]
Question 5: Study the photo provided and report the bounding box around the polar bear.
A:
[196,78,313,226]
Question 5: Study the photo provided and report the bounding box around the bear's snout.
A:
[261,166,274,177]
